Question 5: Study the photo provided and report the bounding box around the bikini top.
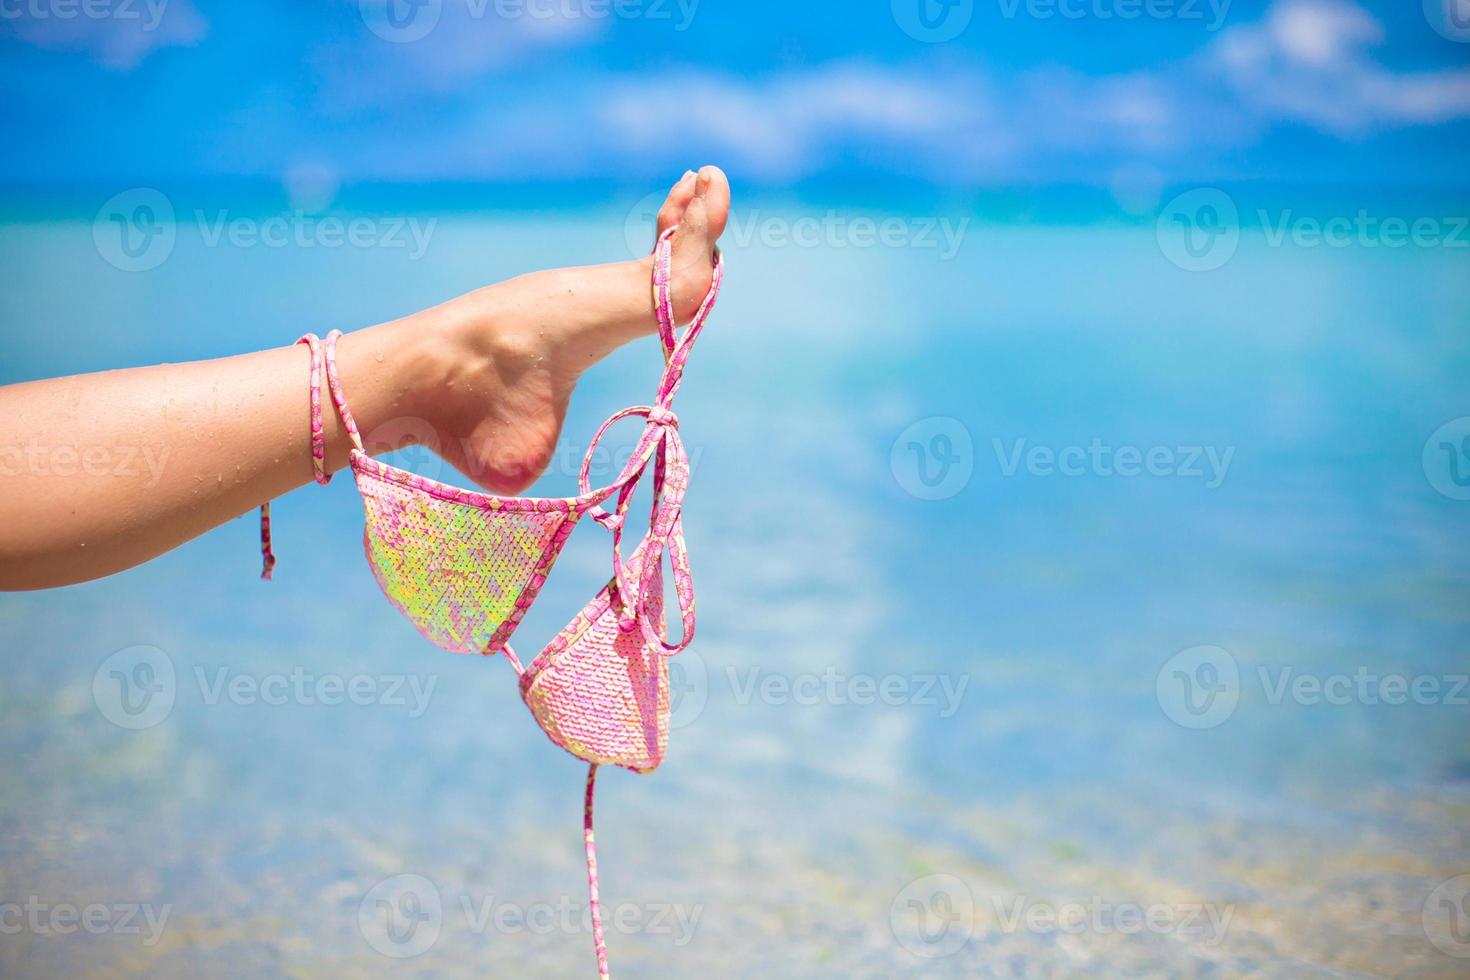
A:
[256,225,722,978]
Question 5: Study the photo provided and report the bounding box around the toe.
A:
[693,165,730,241]
[649,166,731,323]
[656,171,699,237]
[670,165,730,257]
[666,172,731,320]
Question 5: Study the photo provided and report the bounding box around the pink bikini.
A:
[258,226,722,977]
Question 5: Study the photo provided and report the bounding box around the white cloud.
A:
[599,64,984,180]
[0,0,206,69]
[186,0,1470,183]
[592,60,1238,181]
[1210,0,1470,133]
[591,1,1470,180]
[314,1,600,113]
[1267,0,1382,67]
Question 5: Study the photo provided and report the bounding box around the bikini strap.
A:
[259,503,276,581]
[650,225,724,409]
[322,329,365,455]
[260,332,331,578]
[258,329,363,578]
[652,226,677,356]
[299,333,332,485]
[582,409,694,655]
[568,223,718,652]
[583,763,610,979]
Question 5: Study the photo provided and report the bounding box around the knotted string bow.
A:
[577,225,722,655]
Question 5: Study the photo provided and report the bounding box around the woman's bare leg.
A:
[0,167,730,590]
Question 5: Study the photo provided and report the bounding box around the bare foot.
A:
[392,166,730,494]
[0,167,728,589]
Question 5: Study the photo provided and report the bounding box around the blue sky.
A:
[1,0,1468,188]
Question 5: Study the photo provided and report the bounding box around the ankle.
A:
[489,259,662,367]
[349,306,470,436]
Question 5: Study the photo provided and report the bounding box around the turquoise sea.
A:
[1,185,1468,977]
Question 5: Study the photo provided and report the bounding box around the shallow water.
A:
[1,193,1468,977]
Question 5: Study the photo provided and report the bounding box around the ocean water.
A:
[1,189,1468,978]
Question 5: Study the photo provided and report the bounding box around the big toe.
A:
[656,169,700,237]
[668,166,730,320]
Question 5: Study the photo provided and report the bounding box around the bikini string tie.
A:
[571,227,720,654]
[577,403,694,654]
[259,332,334,579]
[584,763,610,979]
